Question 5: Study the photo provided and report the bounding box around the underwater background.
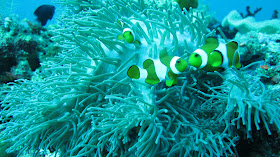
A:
[1,0,280,156]
[5,0,280,23]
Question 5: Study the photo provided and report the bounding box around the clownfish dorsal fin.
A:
[127,65,140,79]
[159,48,171,66]
[159,48,169,59]
[227,41,239,50]
[208,51,223,67]
[201,37,219,53]
[143,59,154,69]
[205,37,219,45]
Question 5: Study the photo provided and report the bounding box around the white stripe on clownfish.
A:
[214,43,228,69]
[193,49,208,69]
[170,56,181,74]
[188,37,241,72]
[139,68,148,80]
[127,48,188,86]
[154,59,167,81]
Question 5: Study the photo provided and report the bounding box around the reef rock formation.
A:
[222,10,280,34]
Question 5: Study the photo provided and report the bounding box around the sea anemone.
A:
[0,0,217,156]
[192,68,280,139]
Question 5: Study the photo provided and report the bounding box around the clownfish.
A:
[188,37,241,71]
[117,20,141,45]
[127,49,188,87]
[117,28,140,45]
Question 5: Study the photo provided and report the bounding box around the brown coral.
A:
[174,0,198,10]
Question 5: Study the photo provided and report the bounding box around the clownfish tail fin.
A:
[127,65,140,79]
[227,41,239,50]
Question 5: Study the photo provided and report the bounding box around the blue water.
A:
[1,0,279,25]
[202,0,280,21]
[1,0,60,25]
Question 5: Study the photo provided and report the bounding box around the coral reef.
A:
[271,10,279,19]
[0,16,58,83]
[239,6,262,18]
[234,32,280,86]
[0,0,213,156]
[0,0,280,156]
[174,0,198,11]
[222,10,280,34]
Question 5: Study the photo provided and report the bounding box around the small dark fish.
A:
[34,5,55,26]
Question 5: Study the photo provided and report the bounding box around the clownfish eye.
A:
[176,60,181,64]
[194,53,199,57]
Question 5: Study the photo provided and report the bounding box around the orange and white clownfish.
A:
[117,20,140,45]
[127,49,188,87]
[188,37,242,71]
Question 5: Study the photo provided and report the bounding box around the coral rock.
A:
[222,10,280,34]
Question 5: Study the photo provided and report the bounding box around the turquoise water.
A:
[202,0,280,21]
[1,0,59,25]
[4,0,279,24]
[1,0,280,156]
[1,0,279,25]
